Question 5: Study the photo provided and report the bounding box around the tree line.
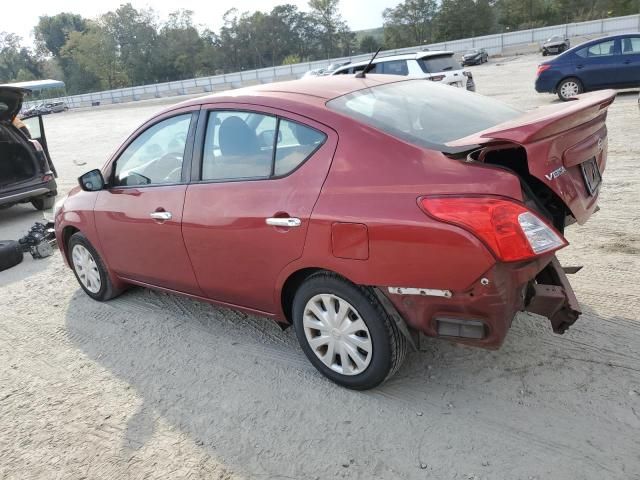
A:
[0,0,637,95]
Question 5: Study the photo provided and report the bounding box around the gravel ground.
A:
[1,53,639,480]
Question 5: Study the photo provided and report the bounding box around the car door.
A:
[181,105,337,314]
[94,108,203,294]
[619,36,640,86]
[574,39,619,89]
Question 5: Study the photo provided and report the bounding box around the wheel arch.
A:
[280,267,358,324]
[60,225,80,262]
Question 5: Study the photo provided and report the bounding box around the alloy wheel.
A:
[302,293,372,376]
[72,244,101,293]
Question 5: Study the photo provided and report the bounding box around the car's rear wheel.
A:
[557,77,583,101]
[31,196,55,211]
[292,272,407,390]
[68,232,122,301]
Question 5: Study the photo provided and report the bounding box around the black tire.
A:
[31,195,56,211]
[0,240,24,272]
[557,77,584,101]
[292,272,407,390]
[68,232,122,301]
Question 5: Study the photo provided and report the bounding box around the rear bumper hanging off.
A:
[524,256,581,334]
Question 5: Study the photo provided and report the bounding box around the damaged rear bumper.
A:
[524,256,581,334]
[381,254,581,349]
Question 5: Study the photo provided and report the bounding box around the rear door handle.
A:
[576,65,584,69]
[266,217,301,228]
[150,211,172,221]
[623,59,632,64]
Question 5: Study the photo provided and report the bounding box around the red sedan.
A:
[55,76,614,389]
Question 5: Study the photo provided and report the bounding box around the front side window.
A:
[327,79,521,152]
[114,114,191,187]
[621,37,640,55]
[576,40,616,58]
[201,111,326,181]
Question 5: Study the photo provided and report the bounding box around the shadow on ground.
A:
[64,286,640,479]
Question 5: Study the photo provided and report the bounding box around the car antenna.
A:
[355,47,382,78]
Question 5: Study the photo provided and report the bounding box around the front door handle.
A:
[266,217,301,228]
[150,211,172,221]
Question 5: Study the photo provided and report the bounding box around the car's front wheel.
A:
[557,77,583,101]
[68,232,122,301]
[292,272,407,390]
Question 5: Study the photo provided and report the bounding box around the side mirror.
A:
[78,169,105,191]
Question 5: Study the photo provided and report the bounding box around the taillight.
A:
[537,64,551,76]
[419,196,568,262]
[429,75,445,81]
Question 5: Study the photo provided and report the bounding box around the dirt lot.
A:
[1,53,639,480]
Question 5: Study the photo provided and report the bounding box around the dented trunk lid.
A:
[447,90,616,224]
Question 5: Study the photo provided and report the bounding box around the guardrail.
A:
[23,13,640,110]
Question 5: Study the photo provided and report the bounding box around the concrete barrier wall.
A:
[24,13,640,110]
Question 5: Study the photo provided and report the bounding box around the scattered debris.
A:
[18,221,57,259]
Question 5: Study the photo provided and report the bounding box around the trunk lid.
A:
[446,90,616,224]
[0,86,28,122]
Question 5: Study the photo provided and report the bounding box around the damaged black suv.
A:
[0,86,57,211]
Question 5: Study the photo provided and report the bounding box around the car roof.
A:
[172,74,407,110]
[335,50,454,70]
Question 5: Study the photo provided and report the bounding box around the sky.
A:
[1,0,393,47]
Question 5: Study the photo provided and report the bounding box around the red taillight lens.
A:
[420,196,568,262]
[537,64,551,76]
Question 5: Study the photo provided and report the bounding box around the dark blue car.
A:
[535,33,640,101]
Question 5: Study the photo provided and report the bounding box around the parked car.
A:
[536,33,640,100]
[55,76,613,389]
[22,103,51,117]
[461,48,489,66]
[0,86,58,211]
[330,51,475,91]
[542,35,570,55]
[44,101,69,113]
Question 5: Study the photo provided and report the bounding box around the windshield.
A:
[326,80,521,152]
[417,55,461,73]
[547,36,562,42]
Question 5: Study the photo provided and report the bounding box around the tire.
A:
[68,232,122,301]
[0,240,24,272]
[557,77,583,101]
[292,272,407,390]
[31,195,56,211]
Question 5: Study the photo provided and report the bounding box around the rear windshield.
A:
[326,80,521,152]
[417,55,461,73]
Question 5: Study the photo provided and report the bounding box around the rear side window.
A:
[417,55,461,73]
[621,37,640,54]
[201,112,326,181]
[381,60,409,76]
[576,40,615,58]
[327,79,521,152]
[275,120,325,176]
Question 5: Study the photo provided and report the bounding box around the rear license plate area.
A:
[580,157,602,195]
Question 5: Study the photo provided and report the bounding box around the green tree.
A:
[0,33,43,83]
[308,0,350,58]
[61,25,128,90]
[102,4,159,85]
[383,0,438,48]
[359,35,381,53]
[34,13,87,57]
